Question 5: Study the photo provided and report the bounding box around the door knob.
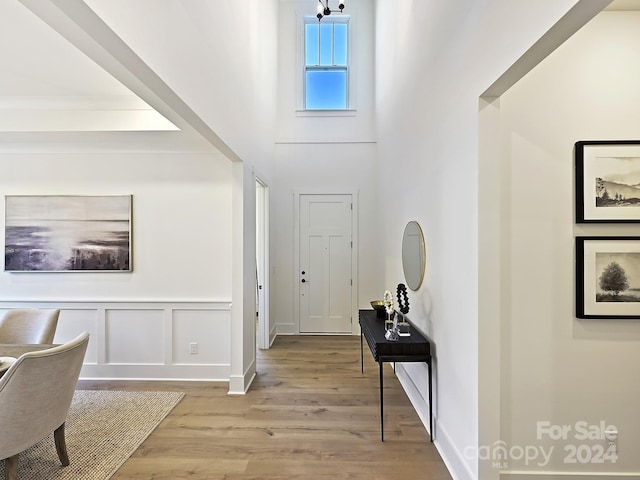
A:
[301,279,307,283]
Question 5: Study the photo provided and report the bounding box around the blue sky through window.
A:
[306,69,347,109]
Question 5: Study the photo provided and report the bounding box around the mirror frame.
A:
[402,221,426,291]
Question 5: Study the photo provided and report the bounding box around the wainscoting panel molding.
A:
[0,300,232,381]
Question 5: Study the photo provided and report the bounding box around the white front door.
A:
[299,194,352,333]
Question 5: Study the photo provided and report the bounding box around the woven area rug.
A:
[0,390,184,480]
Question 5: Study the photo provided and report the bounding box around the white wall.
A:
[229,161,258,393]
[76,0,280,390]
[0,148,231,299]
[276,0,375,143]
[272,143,382,334]
[373,1,605,480]
[0,136,234,380]
[273,0,380,334]
[85,0,279,174]
[499,11,640,476]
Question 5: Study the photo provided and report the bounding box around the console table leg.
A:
[379,361,384,442]
[360,331,364,374]
[428,360,433,442]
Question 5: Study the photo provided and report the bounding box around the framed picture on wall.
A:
[575,140,640,223]
[4,195,132,272]
[576,236,640,319]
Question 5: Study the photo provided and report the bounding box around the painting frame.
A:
[575,140,640,223]
[576,236,640,319]
[4,194,132,273]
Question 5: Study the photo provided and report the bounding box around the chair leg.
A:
[5,454,19,480]
[54,423,70,466]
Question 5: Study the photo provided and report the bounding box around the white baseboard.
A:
[500,473,640,479]
[80,363,230,382]
[275,323,296,335]
[228,358,256,395]
[395,363,477,480]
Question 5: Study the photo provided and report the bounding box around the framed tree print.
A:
[576,236,640,319]
[575,140,640,223]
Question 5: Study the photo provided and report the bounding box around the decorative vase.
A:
[385,313,394,332]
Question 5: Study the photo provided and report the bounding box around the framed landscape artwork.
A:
[4,195,132,272]
[576,236,640,319]
[575,140,640,223]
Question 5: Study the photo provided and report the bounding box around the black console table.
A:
[359,309,433,442]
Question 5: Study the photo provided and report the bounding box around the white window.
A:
[304,16,349,110]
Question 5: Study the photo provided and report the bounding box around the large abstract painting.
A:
[4,195,131,272]
[575,140,640,222]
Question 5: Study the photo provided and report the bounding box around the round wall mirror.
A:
[402,221,426,290]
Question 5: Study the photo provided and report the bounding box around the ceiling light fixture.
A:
[316,0,345,21]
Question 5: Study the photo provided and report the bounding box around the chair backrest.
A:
[0,332,89,460]
[0,309,60,344]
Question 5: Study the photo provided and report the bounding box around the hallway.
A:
[81,335,450,479]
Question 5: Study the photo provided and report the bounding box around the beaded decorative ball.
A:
[396,283,410,314]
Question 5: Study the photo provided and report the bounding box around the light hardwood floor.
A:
[78,335,452,480]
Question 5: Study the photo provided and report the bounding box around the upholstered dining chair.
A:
[0,332,89,480]
[0,308,60,344]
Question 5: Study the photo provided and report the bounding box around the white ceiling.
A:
[0,0,129,97]
[0,0,637,132]
[0,0,177,132]
[606,0,640,11]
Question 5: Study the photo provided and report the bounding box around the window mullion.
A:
[331,23,335,66]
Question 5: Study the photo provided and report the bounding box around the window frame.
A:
[299,14,354,115]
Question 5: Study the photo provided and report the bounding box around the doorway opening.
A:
[256,177,270,349]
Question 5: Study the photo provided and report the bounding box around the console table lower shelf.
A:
[359,309,433,442]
